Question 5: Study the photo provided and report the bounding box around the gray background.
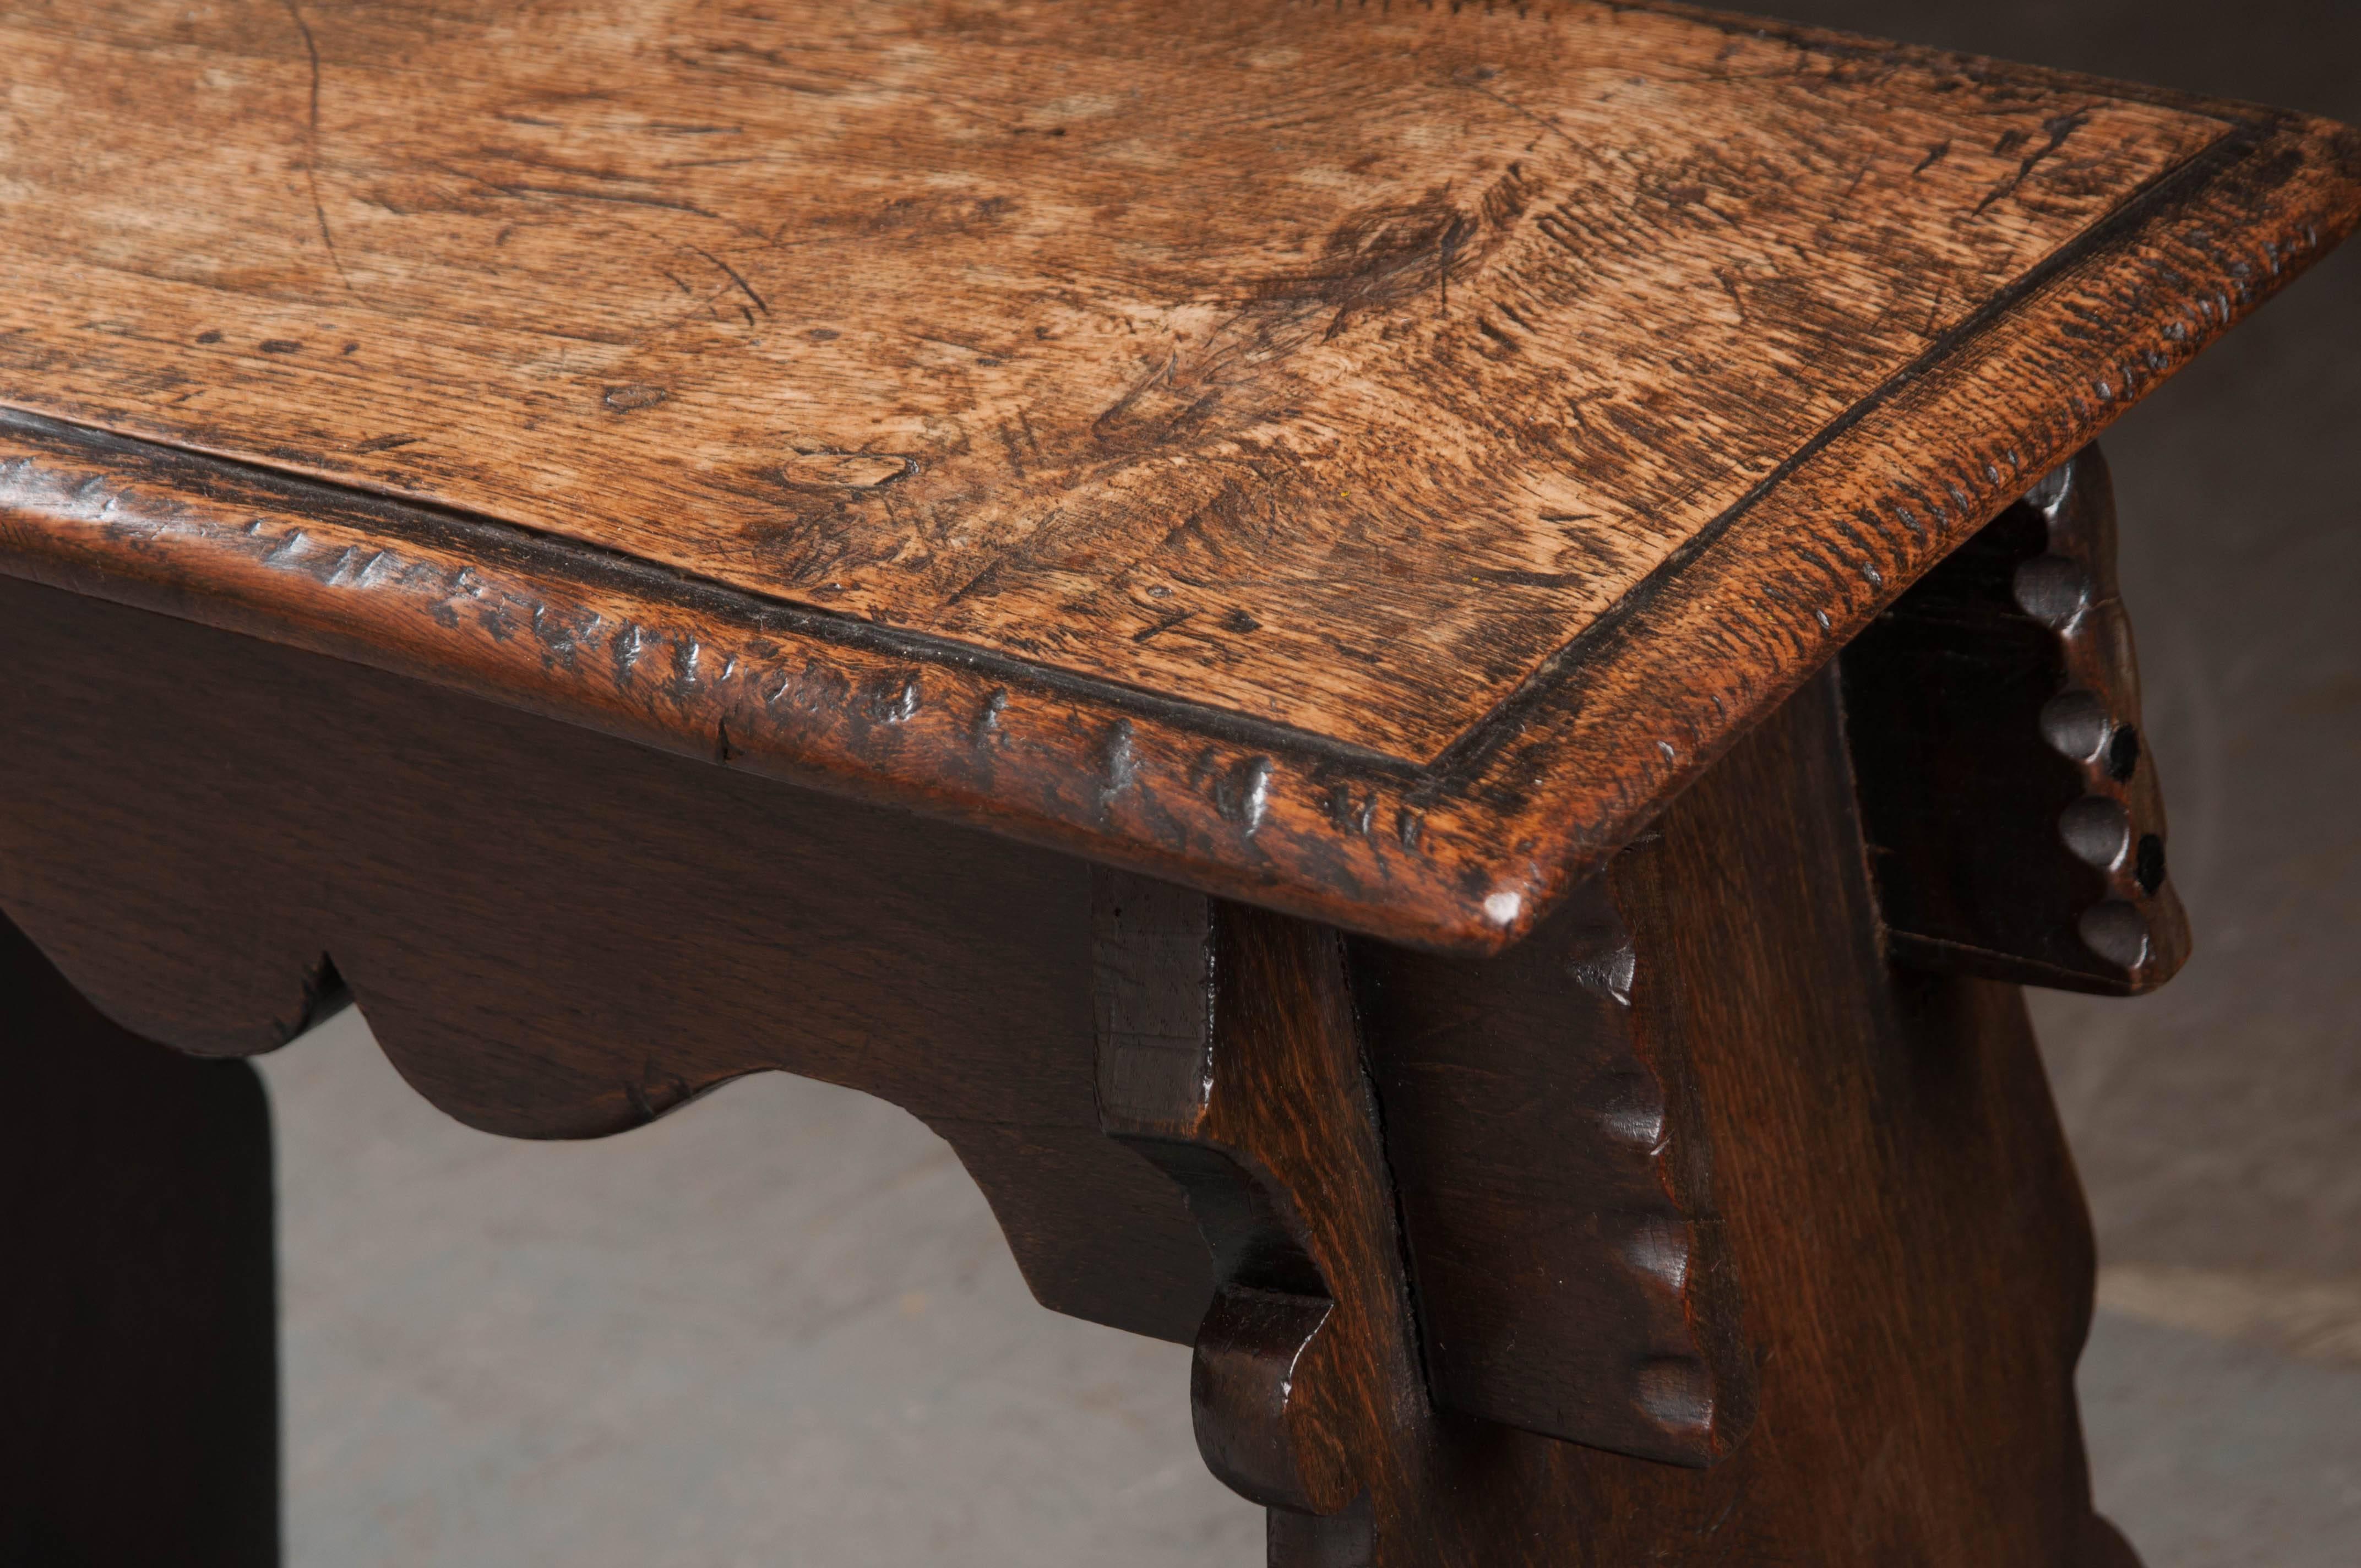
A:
[253,2,2361,1561]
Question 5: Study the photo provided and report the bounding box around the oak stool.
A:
[1,2,2354,1563]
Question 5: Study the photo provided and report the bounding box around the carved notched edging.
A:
[1354,838,1756,1467]
[1092,850,1757,1551]
[2016,451,2188,981]
[1840,444,2190,994]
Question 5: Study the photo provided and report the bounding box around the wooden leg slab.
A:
[1098,672,2141,1566]
[0,913,279,1567]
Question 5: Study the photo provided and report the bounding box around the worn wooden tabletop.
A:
[0,0,2353,946]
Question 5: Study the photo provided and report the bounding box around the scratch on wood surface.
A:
[1977,110,2093,214]
[683,241,768,315]
[278,0,352,292]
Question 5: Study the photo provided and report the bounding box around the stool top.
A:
[1,0,2353,948]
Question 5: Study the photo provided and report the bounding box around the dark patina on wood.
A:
[0,579,2142,1560]
[0,916,279,1567]
[1351,836,1754,1464]
[0,0,2353,949]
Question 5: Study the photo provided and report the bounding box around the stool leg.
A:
[0,912,279,1567]
[1096,670,2135,1566]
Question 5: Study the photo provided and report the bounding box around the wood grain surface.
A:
[1,0,2353,949]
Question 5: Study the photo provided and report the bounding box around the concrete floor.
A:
[252,2,2359,1562]
[261,1039,1262,1568]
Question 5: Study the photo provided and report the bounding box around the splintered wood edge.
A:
[1,113,2353,954]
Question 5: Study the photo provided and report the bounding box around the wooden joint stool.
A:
[1,2,2353,1562]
